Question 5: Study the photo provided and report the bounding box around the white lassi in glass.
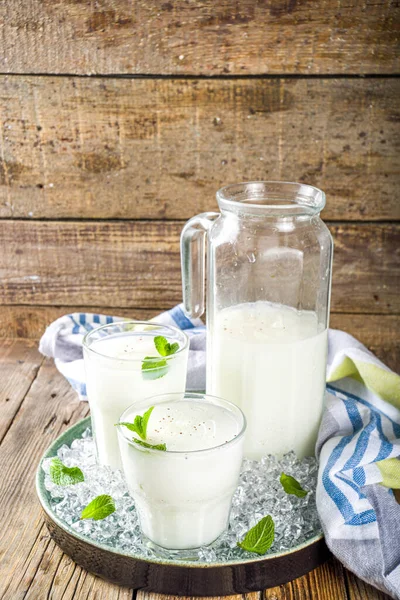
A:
[207,301,327,459]
[117,393,246,551]
[83,322,189,470]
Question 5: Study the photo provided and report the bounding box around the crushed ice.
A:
[42,428,322,562]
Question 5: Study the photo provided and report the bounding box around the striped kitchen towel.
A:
[38,305,205,398]
[39,307,400,597]
[318,329,400,598]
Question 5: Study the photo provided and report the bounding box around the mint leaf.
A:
[81,495,115,521]
[237,515,275,555]
[141,405,154,436]
[154,335,179,357]
[141,336,180,379]
[133,438,167,451]
[154,336,169,356]
[280,472,308,498]
[49,458,84,486]
[119,406,154,440]
[141,356,168,380]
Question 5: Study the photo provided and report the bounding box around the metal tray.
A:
[36,417,329,595]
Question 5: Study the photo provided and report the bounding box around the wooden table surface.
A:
[0,338,393,600]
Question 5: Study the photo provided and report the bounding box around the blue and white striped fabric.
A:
[38,305,205,398]
[317,329,400,598]
[320,383,399,534]
[39,309,400,597]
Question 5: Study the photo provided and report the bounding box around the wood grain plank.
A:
[0,355,80,597]
[0,350,134,599]
[330,224,400,314]
[344,568,393,599]
[263,557,389,599]
[0,306,161,339]
[264,557,347,599]
[304,558,348,600]
[0,220,399,314]
[22,534,133,600]
[0,77,399,221]
[0,338,43,442]
[0,308,398,372]
[329,314,400,373]
[0,1,398,75]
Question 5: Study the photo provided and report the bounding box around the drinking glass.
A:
[117,392,246,554]
[83,322,189,470]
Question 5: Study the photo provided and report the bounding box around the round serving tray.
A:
[36,417,330,595]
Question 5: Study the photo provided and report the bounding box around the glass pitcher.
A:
[181,181,333,460]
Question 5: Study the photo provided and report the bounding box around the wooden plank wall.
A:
[0,1,399,371]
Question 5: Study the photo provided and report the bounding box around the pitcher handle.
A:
[180,212,220,318]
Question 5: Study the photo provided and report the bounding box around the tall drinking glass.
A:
[83,322,189,470]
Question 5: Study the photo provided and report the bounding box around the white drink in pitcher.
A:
[83,322,189,470]
[207,301,327,460]
[117,393,246,552]
[181,182,333,461]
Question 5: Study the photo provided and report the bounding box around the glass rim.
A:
[116,392,247,455]
[82,320,189,363]
[216,180,325,216]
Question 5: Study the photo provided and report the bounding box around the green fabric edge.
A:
[376,458,400,489]
[327,356,400,410]
[327,355,400,488]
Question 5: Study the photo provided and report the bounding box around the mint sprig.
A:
[119,406,154,440]
[49,458,84,486]
[280,472,308,498]
[154,335,179,357]
[237,515,275,555]
[141,335,180,379]
[141,357,168,380]
[133,438,167,451]
[81,495,116,521]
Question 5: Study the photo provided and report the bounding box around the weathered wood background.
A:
[0,0,399,372]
